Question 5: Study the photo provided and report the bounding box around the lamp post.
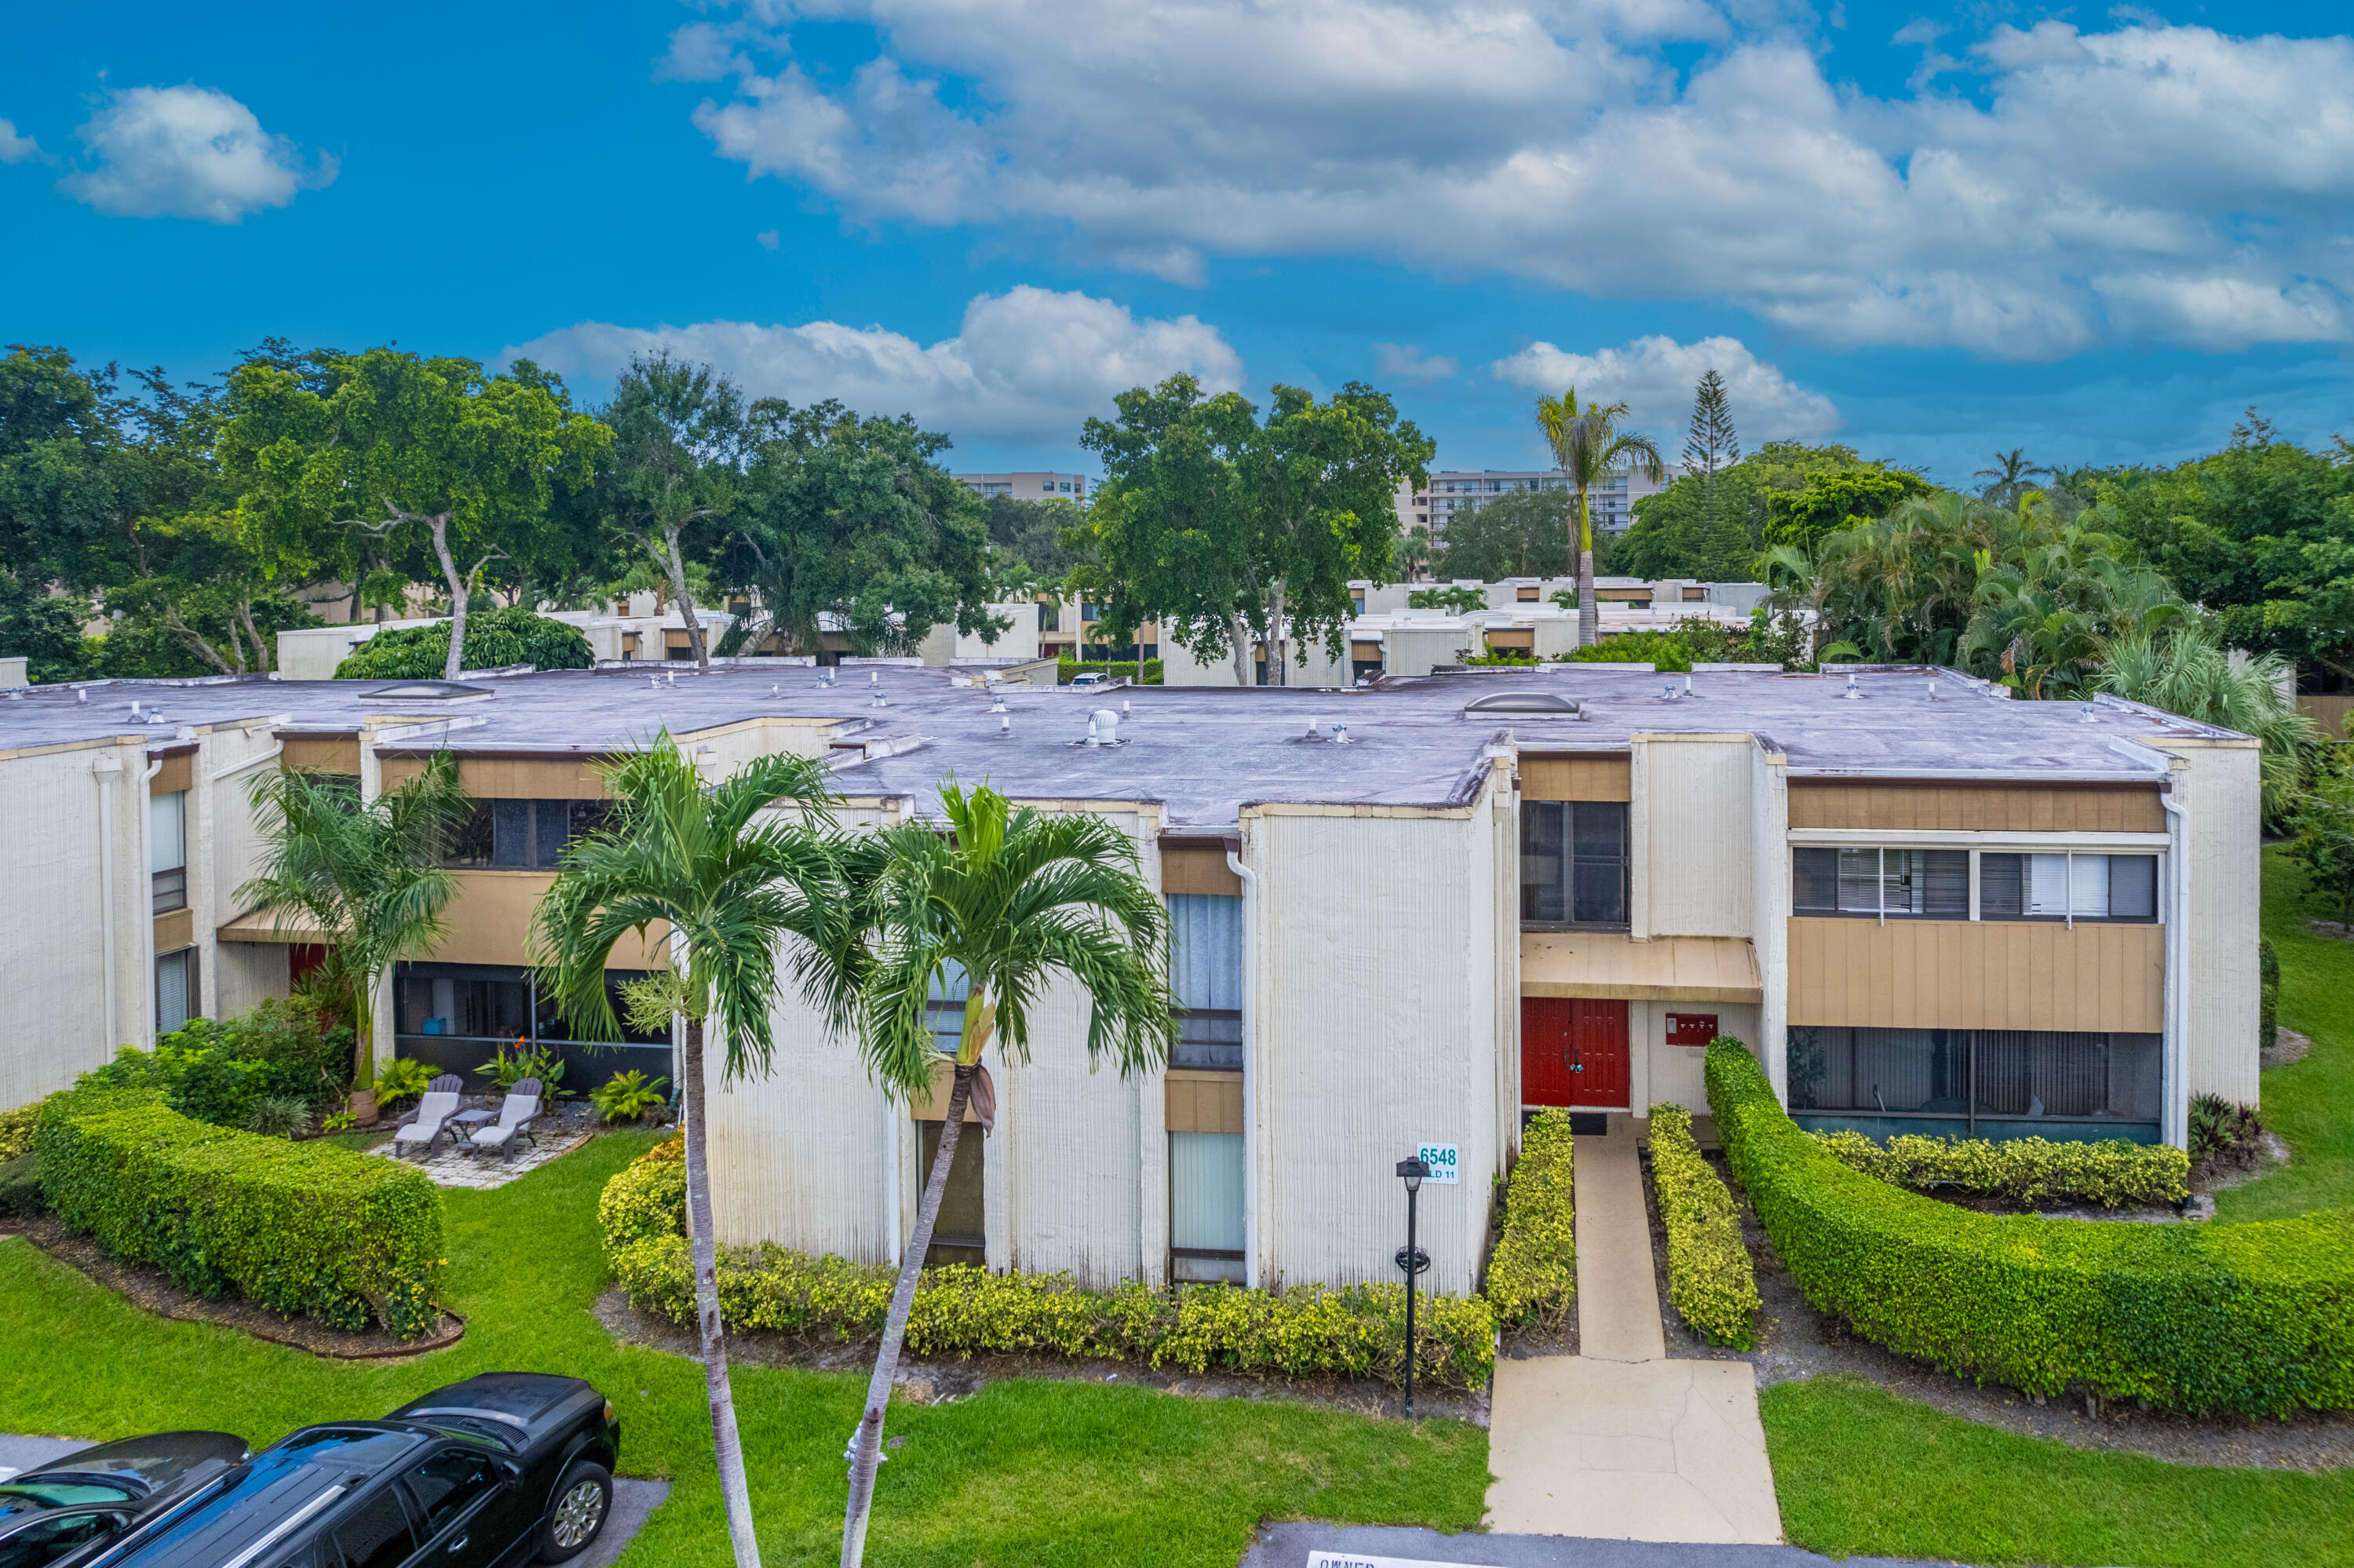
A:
[1395,1155,1431,1417]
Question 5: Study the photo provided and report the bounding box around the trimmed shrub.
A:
[0,1100,38,1162]
[37,1086,445,1336]
[334,607,593,680]
[0,1153,42,1219]
[1485,1107,1575,1326]
[2260,935,2280,1052]
[1058,657,1163,685]
[1808,1129,2188,1209]
[82,996,348,1129]
[1706,1035,2354,1416]
[1650,1103,1758,1348]
[2191,1096,2267,1180]
[599,1140,1494,1389]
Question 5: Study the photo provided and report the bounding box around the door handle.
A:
[447,1538,468,1555]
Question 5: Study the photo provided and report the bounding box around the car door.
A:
[323,1484,418,1568]
[396,1449,513,1568]
[0,1508,133,1568]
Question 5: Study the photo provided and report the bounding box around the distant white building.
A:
[1397,465,1684,540]
[954,472,1089,505]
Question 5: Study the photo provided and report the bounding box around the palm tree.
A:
[1973,448,2051,509]
[838,782,1175,1568]
[531,737,865,1568]
[237,753,471,1095]
[2097,629,2319,816]
[1535,391,1664,647]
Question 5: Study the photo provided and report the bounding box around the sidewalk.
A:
[1243,1522,1924,1568]
[1484,1129,1783,1545]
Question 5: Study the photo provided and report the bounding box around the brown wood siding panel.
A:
[1161,847,1242,896]
[1520,755,1633,802]
[281,737,361,774]
[153,907,195,953]
[2301,695,2352,741]
[1166,1069,1244,1134]
[1485,629,1535,650]
[1787,782,2163,833]
[426,870,663,968]
[378,756,614,799]
[1787,917,2163,1032]
[148,753,193,795]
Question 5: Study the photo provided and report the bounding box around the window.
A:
[925,963,972,1056]
[155,949,198,1034]
[330,1488,416,1568]
[1167,894,1243,1070]
[1788,1026,2162,1129]
[444,800,613,870]
[0,1511,129,1568]
[150,789,187,914]
[1522,801,1628,926]
[1980,853,2157,921]
[1169,1131,1245,1282]
[401,1449,498,1537]
[396,962,670,1045]
[1793,848,1965,917]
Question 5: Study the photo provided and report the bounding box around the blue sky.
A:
[5,0,2353,487]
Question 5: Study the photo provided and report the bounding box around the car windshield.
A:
[0,1482,134,1515]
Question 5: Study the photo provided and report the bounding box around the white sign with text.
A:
[1414,1142,1459,1184]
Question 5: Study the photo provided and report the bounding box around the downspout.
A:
[93,754,123,1051]
[2160,789,2191,1150]
[1226,838,1260,1291]
[139,753,163,1045]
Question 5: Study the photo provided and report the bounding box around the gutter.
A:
[140,752,162,1045]
[2161,787,2192,1150]
[92,753,123,1050]
[1226,838,1261,1292]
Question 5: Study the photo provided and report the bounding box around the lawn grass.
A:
[0,1132,1487,1566]
[2217,847,2354,1222]
[1761,1375,2354,1567]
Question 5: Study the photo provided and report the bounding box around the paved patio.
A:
[366,1129,592,1189]
[1484,1128,1783,1546]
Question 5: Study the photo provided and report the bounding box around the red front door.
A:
[1520,998,1630,1109]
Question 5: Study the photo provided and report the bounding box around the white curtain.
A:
[1170,1131,1245,1253]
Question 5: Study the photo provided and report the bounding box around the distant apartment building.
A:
[1398,466,1684,539]
[954,472,1089,505]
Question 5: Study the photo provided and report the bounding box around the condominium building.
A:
[0,661,2256,1299]
[1398,466,1685,538]
[954,472,1089,504]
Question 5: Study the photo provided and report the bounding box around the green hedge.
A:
[334,607,593,679]
[80,997,349,1130]
[0,1154,40,1219]
[1485,1107,1575,1326]
[1650,1103,1758,1347]
[1808,1129,2188,1209]
[1057,657,1163,685]
[601,1140,1494,1389]
[1706,1036,2354,1415]
[38,1086,445,1336]
[0,1101,36,1162]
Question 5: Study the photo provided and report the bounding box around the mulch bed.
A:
[1634,1148,2354,1471]
[592,1285,1491,1425]
[2263,1026,2313,1071]
[20,1220,464,1361]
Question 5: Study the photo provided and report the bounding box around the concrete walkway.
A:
[1246,1522,1926,1568]
[1485,1130,1783,1545]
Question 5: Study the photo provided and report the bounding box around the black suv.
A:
[85,1374,621,1568]
[0,1431,249,1568]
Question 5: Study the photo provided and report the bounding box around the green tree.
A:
[1411,585,1490,613]
[984,494,1094,578]
[1431,487,1571,580]
[1536,391,1664,647]
[222,348,608,681]
[235,753,472,1091]
[1974,447,2052,509]
[601,353,748,669]
[531,739,866,1568]
[1619,441,1905,580]
[2288,748,2354,922]
[728,399,1001,659]
[1242,382,1432,684]
[1762,464,1935,552]
[838,782,1176,1566]
[1681,369,1743,566]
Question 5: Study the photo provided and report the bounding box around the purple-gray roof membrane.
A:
[0,662,2242,830]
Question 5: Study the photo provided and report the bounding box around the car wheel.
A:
[536,1461,612,1563]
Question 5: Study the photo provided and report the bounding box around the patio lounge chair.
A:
[467,1078,545,1163]
[392,1076,465,1159]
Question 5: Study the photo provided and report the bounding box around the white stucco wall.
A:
[2158,738,2264,1107]
[1633,733,1756,939]
[1244,775,1511,1298]
[0,738,152,1107]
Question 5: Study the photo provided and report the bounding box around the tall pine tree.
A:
[1682,369,1745,580]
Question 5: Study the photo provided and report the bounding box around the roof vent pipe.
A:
[1089,708,1119,746]
[991,692,1007,713]
[1927,679,1939,700]
[1842,673,1861,699]
[998,713,1011,738]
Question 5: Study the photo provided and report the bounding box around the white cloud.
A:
[1490,334,1842,440]
[677,5,2354,358]
[503,286,1243,443]
[0,119,41,164]
[1374,343,1458,382]
[61,86,334,222]
[756,229,779,250]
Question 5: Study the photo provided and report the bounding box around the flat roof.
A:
[0,663,2242,830]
